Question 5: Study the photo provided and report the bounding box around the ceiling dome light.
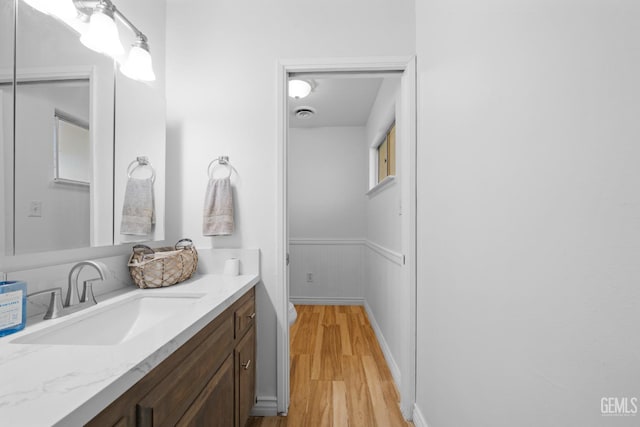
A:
[288,80,312,99]
[120,38,156,82]
[80,1,124,57]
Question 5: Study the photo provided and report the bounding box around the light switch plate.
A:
[29,201,42,217]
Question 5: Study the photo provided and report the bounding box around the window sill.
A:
[366,175,396,197]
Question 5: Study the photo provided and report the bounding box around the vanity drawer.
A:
[234,288,255,339]
[136,315,234,427]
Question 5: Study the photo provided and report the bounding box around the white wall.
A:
[415,1,640,426]
[288,126,367,303]
[113,0,167,246]
[165,0,415,410]
[365,78,401,252]
[362,77,409,403]
[289,127,367,239]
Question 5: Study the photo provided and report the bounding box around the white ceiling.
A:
[288,77,384,128]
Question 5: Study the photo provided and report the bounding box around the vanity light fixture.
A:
[288,79,312,99]
[23,0,156,82]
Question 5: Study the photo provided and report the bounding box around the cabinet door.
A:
[85,394,137,427]
[137,316,234,426]
[236,325,256,427]
[176,354,235,427]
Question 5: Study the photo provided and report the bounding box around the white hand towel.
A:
[121,177,155,235]
[203,177,234,236]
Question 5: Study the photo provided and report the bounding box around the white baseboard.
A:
[363,301,402,390]
[290,296,364,306]
[251,395,278,416]
[412,403,429,427]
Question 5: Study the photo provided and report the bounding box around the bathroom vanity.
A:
[87,286,256,427]
[0,273,259,426]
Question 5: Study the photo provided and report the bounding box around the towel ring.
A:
[207,156,236,179]
[127,157,156,182]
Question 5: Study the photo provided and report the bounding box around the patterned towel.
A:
[203,177,234,236]
[121,177,154,235]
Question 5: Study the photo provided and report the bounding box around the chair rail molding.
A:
[289,238,365,246]
[365,240,404,266]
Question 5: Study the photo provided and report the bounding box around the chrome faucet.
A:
[64,261,107,308]
[27,261,108,321]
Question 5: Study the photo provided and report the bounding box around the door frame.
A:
[276,56,417,417]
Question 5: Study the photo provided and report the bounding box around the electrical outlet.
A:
[28,201,42,217]
[306,273,314,283]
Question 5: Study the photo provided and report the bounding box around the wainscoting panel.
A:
[289,239,364,303]
[363,241,406,391]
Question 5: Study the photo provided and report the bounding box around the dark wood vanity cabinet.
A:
[86,287,256,427]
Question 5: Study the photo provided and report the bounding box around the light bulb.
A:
[80,3,124,57]
[120,41,156,82]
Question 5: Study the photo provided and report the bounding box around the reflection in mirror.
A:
[54,109,91,185]
[10,0,115,255]
[1,0,166,259]
[15,79,92,254]
[0,0,14,256]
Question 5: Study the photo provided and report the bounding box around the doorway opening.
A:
[276,58,416,419]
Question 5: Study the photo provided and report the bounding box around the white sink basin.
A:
[11,294,204,346]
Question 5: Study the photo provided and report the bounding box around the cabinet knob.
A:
[248,312,256,320]
[242,360,252,370]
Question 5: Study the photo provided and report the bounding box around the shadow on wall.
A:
[165,121,184,242]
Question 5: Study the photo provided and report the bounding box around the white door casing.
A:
[276,56,417,418]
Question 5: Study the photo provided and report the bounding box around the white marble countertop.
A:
[0,273,260,427]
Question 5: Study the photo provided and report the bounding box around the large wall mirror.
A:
[0,0,166,257]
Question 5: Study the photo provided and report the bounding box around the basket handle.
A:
[133,244,155,254]
[175,238,194,250]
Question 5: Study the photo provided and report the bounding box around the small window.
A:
[377,123,395,183]
[53,110,90,185]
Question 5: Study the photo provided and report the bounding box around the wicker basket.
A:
[128,239,198,289]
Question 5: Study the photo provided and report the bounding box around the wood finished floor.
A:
[247,305,413,427]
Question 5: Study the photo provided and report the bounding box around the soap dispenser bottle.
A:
[0,281,27,337]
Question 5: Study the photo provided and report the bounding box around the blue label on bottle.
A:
[0,290,23,330]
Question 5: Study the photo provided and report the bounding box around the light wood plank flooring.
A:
[247,305,413,427]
